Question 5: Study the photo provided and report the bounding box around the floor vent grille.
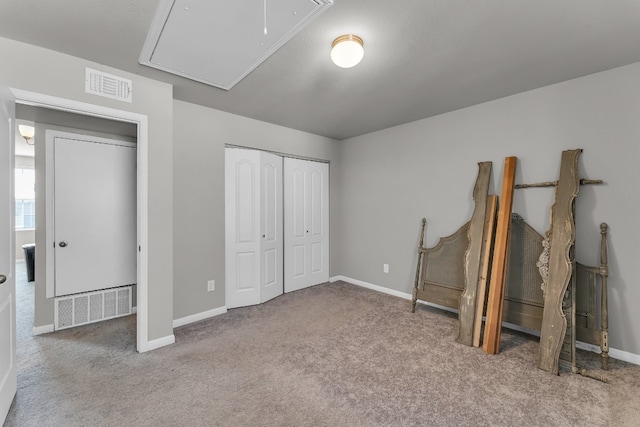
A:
[55,286,133,330]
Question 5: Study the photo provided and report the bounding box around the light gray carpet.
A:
[5,262,640,426]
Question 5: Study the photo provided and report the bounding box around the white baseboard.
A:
[331,275,640,366]
[32,324,54,336]
[330,275,413,300]
[144,334,175,352]
[608,348,640,365]
[173,306,227,328]
[330,275,455,313]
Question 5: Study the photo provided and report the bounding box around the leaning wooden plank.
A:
[472,195,498,347]
[482,156,517,355]
[599,223,609,371]
[538,149,582,374]
[457,162,493,346]
[411,218,427,313]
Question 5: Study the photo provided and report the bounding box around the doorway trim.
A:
[10,88,151,353]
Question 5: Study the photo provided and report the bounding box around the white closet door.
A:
[284,158,329,293]
[53,135,137,296]
[225,149,261,308]
[260,152,283,303]
[225,148,283,308]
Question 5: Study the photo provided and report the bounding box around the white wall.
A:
[337,62,640,356]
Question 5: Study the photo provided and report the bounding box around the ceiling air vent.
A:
[85,67,132,103]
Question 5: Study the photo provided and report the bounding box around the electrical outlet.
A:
[383,264,389,274]
[207,280,215,292]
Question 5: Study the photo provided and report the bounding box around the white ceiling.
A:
[1,0,640,140]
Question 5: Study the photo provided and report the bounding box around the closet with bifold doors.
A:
[225,147,329,309]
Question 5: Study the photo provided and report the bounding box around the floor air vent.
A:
[55,286,133,330]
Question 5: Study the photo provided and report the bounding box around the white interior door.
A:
[0,85,17,423]
[260,152,283,303]
[225,148,284,308]
[226,148,261,308]
[51,133,136,296]
[260,153,284,303]
[284,158,329,293]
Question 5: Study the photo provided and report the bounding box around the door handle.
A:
[0,274,6,284]
[58,241,68,248]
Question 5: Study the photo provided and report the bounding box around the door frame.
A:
[10,88,151,353]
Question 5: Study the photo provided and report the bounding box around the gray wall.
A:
[172,100,340,320]
[0,37,174,342]
[336,62,640,356]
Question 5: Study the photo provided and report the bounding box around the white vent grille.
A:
[54,286,133,330]
[85,67,132,103]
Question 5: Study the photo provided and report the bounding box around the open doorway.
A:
[12,101,144,349]
[14,121,35,277]
[13,119,36,346]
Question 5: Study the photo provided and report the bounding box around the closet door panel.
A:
[285,158,329,293]
[311,242,323,274]
[260,152,283,303]
[308,161,329,285]
[292,245,306,277]
[225,149,261,308]
[311,169,323,236]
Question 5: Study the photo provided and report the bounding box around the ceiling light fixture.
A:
[18,125,35,145]
[331,34,364,68]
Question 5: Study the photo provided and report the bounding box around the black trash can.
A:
[22,243,35,282]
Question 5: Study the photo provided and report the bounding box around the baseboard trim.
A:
[330,275,413,300]
[32,324,54,336]
[143,334,175,352]
[331,275,640,366]
[173,306,228,328]
[608,348,640,365]
[330,275,459,315]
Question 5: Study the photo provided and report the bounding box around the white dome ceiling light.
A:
[331,34,364,68]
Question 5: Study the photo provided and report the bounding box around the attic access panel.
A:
[139,0,333,90]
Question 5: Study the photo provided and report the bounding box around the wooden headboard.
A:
[411,214,608,370]
[411,214,545,329]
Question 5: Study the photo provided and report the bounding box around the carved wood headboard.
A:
[412,213,607,366]
[413,213,546,328]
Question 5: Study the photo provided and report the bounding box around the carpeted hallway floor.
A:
[4,261,640,426]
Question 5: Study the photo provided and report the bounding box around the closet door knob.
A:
[0,274,6,284]
[58,241,68,248]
